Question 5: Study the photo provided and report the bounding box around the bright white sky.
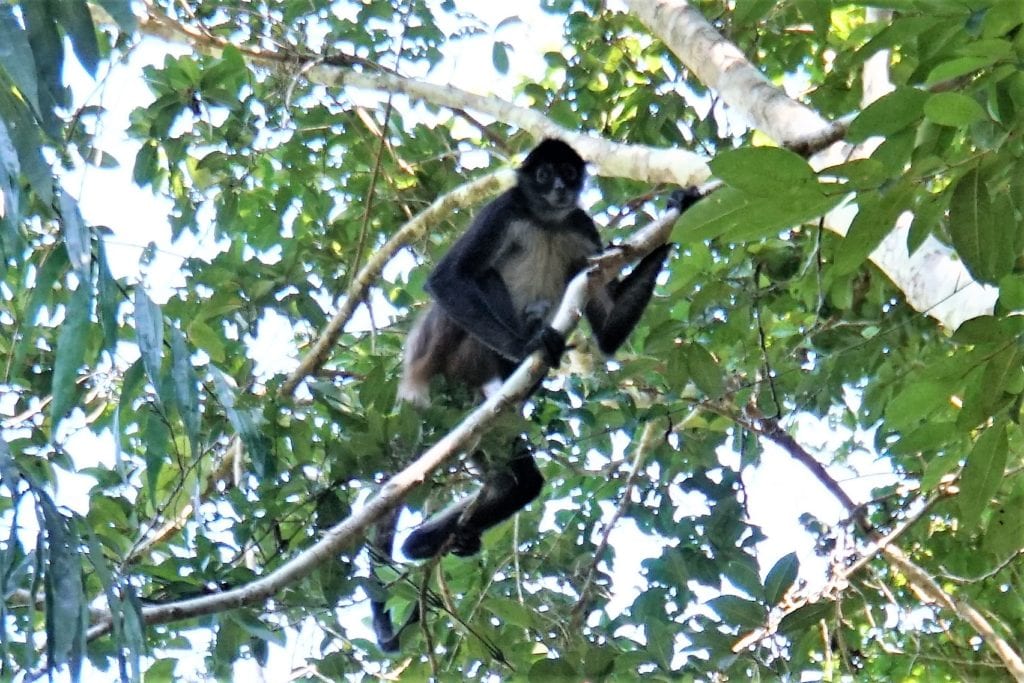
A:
[19,3,899,678]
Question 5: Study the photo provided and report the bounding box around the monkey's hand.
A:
[524,326,566,367]
[668,186,703,213]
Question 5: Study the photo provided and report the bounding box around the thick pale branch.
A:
[137,1,709,188]
[625,0,841,150]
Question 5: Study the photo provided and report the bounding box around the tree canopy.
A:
[2,0,1024,680]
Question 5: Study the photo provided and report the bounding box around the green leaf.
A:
[96,0,137,32]
[683,342,725,398]
[133,287,164,403]
[949,167,1015,284]
[925,56,1000,86]
[673,184,841,245]
[0,117,21,225]
[886,380,951,430]
[528,658,578,682]
[51,284,92,423]
[983,495,1024,557]
[491,41,510,75]
[211,367,272,478]
[959,421,1008,530]
[169,326,201,457]
[710,147,817,196]
[54,0,100,76]
[848,87,928,141]
[96,242,119,351]
[39,496,84,674]
[21,0,66,135]
[707,594,766,628]
[764,552,799,605]
[778,601,832,636]
[0,4,41,113]
[834,181,914,274]
[923,92,987,127]
[57,189,91,278]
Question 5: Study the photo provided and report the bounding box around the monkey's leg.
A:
[370,506,422,651]
[402,439,543,560]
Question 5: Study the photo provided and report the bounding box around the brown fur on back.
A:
[399,219,596,405]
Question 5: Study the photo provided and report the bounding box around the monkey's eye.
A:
[560,164,579,183]
[535,165,553,185]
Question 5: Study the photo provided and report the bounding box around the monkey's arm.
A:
[585,188,700,353]
[586,243,672,354]
[426,196,533,360]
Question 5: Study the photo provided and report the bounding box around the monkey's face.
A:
[521,160,583,218]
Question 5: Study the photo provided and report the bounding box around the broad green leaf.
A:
[133,287,164,403]
[0,90,53,202]
[925,56,1001,86]
[886,380,951,430]
[0,117,21,228]
[778,601,832,636]
[764,552,799,605]
[707,594,766,628]
[673,184,841,245]
[922,451,960,491]
[683,342,725,398]
[51,285,92,423]
[923,92,987,127]
[959,421,1008,530]
[848,87,928,141]
[142,405,169,500]
[834,181,914,274]
[528,658,578,682]
[983,496,1024,557]
[949,167,1015,284]
[710,147,817,197]
[952,315,1015,344]
[487,597,536,629]
[980,345,1021,415]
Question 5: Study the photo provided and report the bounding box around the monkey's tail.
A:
[370,506,420,652]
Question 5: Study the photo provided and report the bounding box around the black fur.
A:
[374,139,698,650]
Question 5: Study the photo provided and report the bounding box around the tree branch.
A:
[136,1,709,187]
[731,408,1024,680]
[84,204,686,640]
[624,0,842,151]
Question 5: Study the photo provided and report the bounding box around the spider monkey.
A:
[371,139,701,650]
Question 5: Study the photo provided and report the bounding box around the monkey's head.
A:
[517,139,586,221]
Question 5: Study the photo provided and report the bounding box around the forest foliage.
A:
[2,0,1024,680]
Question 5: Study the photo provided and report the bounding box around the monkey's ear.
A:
[668,187,703,213]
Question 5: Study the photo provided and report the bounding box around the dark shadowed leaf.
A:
[57,189,91,278]
[54,0,100,76]
[707,594,766,628]
[949,167,1015,284]
[134,287,164,403]
[169,326,201,456]
[764,552,799,605]
[51,285,92,422]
